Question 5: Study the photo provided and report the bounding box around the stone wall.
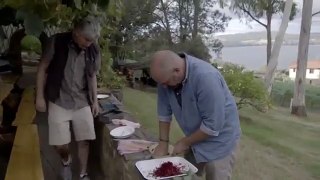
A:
[93,95,156,180]
[94,122,142,180]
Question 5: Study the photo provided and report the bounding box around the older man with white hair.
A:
[36,16,101,180]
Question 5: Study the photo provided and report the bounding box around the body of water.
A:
[219,45,320,70]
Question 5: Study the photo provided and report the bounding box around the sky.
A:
[216,0,320,35]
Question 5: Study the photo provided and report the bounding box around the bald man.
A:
[150,51,241,180]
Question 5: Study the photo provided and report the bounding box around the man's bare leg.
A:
[78,140,90,175]
[55,144,72,180]
[55,144,71,163]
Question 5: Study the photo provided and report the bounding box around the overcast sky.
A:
[216,0,320,35]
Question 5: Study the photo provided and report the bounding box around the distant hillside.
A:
[216,32,320,47]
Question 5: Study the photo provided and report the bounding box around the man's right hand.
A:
[152,141,169,158]
[36,97,47,112]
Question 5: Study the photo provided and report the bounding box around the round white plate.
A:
[110,126,135,139]
[97,94,109,99]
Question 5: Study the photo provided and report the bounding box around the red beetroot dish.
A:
[152,161,185,177]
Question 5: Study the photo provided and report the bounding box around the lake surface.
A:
[219,45,320,70]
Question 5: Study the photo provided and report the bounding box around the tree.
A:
[264,0,293,94]
[0,0,124,84]
[155,0,230,60]
[312,11,320,17]
[291,0,313,117]
[231,0,297,65]
[159,0,173,45]
[0,0,115,37]
[108,0,160,61]
[109,0,230,63]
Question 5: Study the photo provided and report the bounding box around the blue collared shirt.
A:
[157,54,241,163]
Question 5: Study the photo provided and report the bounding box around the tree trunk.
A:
[291,0,313,117]
[264,0,293,94]
[160,0,173,45]
[178,0,185,43]
[7,29,26,75]
[266,12,272,65]
[192,0,200,39]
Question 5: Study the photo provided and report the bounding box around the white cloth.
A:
[112,119,141,128]
[117,139,157,155]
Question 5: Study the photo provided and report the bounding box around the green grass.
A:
[239,107,320,178]
[122,87,320,180]
[123,87,184,142]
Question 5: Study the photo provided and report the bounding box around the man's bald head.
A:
[150,50,185,87]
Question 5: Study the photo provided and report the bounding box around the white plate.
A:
[135,156,198,180]
[97,94,109,99]
[110,126,135,139]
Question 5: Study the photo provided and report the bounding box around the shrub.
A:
[98,48,126,90]
[21,35,41,54]
[220,63,269,112]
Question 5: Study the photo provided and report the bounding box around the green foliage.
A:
[98,49,126,89]
[220,63,269,111]
[231,0,298,21]
[271,82,320,110]
[109,0,229,62]
[174,37,212,61]
[21,35,41,54]
[0,0,116,36]
[1,0,125,90]
[16,9,44,36]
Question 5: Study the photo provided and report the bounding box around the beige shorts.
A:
[48,102,96,146]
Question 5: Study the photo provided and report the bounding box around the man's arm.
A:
[36,60,50,99]
[153,85,173,157]
[36,37,54,112]
[90,72,98,104]
[90,49,101,117]
[180,129,209,146]
[159,121,170,142]
[153,121,171,157]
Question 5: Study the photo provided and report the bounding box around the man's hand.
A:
[36,97,47,112]
[91,101,100,117]
[172,138,190,155]
[152,141,169,158]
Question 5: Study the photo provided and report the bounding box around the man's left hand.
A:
[91,102,100,117]
[172,138,190,155]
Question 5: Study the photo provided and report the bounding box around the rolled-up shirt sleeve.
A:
[196,72,226,136]
[157,85,172,122]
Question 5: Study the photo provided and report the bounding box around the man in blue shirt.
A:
[150,50,241,180]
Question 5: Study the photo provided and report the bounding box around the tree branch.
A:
[139,9,167,29]
[312,11,320,17]
[239,4,267,28]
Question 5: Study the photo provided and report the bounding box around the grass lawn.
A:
[123,87,320,180]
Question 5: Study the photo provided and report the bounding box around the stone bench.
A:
[5,124,43,180]
[5,87,43,180]
[12,87,36,126]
